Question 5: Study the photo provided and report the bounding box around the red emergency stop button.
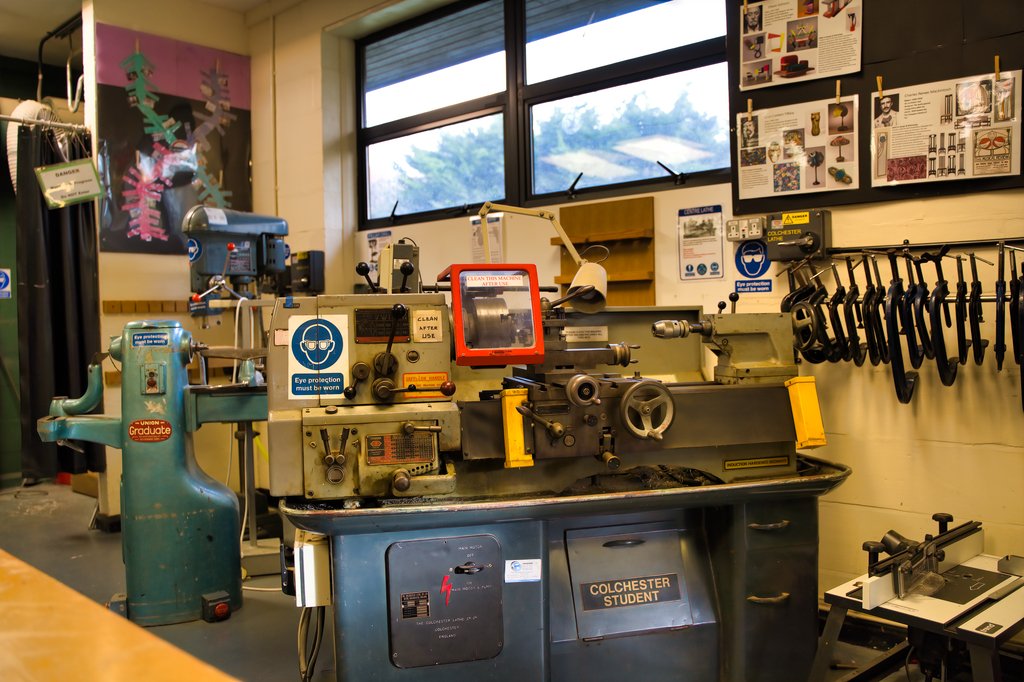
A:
[214,602,230,619]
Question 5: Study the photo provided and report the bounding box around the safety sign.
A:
[0,269,10,299]
[735,240,771,278]
[288,315,349,399]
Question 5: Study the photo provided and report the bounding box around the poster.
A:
[737,95,859,199]
[870,70,1022,186]
[678,206,724,281]
[739,0,862,91]
[95,23,251,254]
[364,230,392,279]
[469,214,504,263]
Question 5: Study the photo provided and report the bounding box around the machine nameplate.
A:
[128,419,172,442]
[400,591,430,619]
[354,308,409,343]
[724,455,790,470]
[226,241,254,274]
[366,433,434,464]
[562,326,608,343]
[580,573,681,611]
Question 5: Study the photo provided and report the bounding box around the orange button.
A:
[214,602,230,618]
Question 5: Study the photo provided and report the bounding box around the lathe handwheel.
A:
[791,301,823,352]
[619,380,674,441]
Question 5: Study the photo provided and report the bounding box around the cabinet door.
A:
[742,546,818,682]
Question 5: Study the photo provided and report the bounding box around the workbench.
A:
[0,549,236,681]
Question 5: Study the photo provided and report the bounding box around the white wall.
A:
[244,0,1024,598]
[84,0,256,514]
[77,0,1021,593]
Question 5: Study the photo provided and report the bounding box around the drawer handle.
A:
[748,519,791,532]
[602,539,646,548]
[747,592,790,606]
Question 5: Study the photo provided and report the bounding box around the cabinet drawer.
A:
[743,499,817,550]
[742,546,818,682]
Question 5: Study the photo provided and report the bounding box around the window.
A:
[358,0,728,228]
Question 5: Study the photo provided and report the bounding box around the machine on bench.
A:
[267,250,850,681]
[809,514,1024,682]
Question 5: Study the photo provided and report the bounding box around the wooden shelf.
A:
[549,225,654,245]
[554,269,654,285]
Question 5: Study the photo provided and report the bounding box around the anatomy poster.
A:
[737,95,859,199]
[678,205,724,281]
[95,24,251,254]
[870,70,1022,186]
[739,0,862,91]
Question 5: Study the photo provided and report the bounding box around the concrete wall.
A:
[244,0,1023,597]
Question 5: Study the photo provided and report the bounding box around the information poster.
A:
[739,0,862,91]
[469,214,504,263]
[364,229,392,278]
[870,70,1022,186]
[737,95,860,199]
[678,206,724,281]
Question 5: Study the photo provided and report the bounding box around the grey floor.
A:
[0,483,333,682]
[0,483,932,682]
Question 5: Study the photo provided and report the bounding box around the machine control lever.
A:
[454,562,485,575]
[355,261,378,293]
[398,261,415,293]
[343,362,371,399]
[373,304,408,377]
[516,404,566,439]
[319,428,333,463]
[373,379,457,402]
[402,422,442,435]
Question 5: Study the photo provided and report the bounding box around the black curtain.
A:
[15,125,104,481]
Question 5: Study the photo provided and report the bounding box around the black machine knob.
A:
[729,292,739,313]
[399,261,415,293]
[932,512,954,534]
[356,261,378,293]
[862,540,885,568]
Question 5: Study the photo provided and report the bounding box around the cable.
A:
[306,606,326,681]
[905,645,915,682]
[242,585,280,592]
[297,606,310,681]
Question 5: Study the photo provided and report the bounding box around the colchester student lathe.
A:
[268,256,850,682]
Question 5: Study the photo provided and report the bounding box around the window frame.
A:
[356,0,729,230]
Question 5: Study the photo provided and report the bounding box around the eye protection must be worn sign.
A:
[288,315,350,399]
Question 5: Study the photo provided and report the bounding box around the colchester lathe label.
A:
[128,419,172,443]
[580,574,681,610]
[287,315,350,399]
